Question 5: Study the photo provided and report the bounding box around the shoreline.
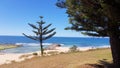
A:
[0,44,22,50]
[0,46,110,65]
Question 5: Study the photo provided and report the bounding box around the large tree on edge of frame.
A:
[56,0,120,67]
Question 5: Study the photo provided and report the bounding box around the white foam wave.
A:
[97,45,110,48]
[80,45,110,49]
[15,43,64,47]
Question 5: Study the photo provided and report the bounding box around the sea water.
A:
[0,36,109,53]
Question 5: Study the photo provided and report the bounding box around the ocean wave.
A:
[79,45,110,48]
[97,45,110,48]
[64,44,110,48]
[15,43,110,48]
[15,43,64,47]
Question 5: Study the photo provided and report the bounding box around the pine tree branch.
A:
[42,24,52,30]
[42,28,56,35]
[37,21,45,25]
[81,32,101,37]
[32,30,39,35]
[28,23,39,29]
[42,32,56,40]
[22,33,39,41]
[42,29,48,34]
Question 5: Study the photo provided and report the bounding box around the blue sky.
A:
[0,0,87,37]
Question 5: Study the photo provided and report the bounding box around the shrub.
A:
[69,45,78,52]
[33,52,38,56]
[47,51,58,55]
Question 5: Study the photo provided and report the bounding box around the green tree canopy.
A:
[56,0,120,67]
[57,0,120,37]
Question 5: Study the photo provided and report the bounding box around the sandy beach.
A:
[0,46,110,65]
[0,53,22,65]
[0,47,93,65]
[0,48,112,68]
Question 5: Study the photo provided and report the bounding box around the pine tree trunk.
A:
[109,26,120,68]
[40,40,44,56]
[40,23,44,56]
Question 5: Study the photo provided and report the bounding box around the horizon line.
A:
[0,35,109,38]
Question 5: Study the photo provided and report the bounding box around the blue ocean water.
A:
[0,36,110,53]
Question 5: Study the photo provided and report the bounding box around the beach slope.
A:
[0,48,112,68]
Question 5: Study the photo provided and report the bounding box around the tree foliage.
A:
[56,0,120,37]
[23,16,56,56]
[56,0,120,67]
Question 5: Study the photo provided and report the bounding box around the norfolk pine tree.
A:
[56,0,120,67]
[23,16,56,56]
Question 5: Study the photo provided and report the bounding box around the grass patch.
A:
[0,45,19,50]
[0,48,112,68]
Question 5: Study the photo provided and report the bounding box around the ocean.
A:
[0,36,110,53]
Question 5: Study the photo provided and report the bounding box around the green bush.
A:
[47,51,58,55]
[33,52,38,56]
[69,45,78,52]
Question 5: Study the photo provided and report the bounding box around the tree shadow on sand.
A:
[86,59,114,68]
